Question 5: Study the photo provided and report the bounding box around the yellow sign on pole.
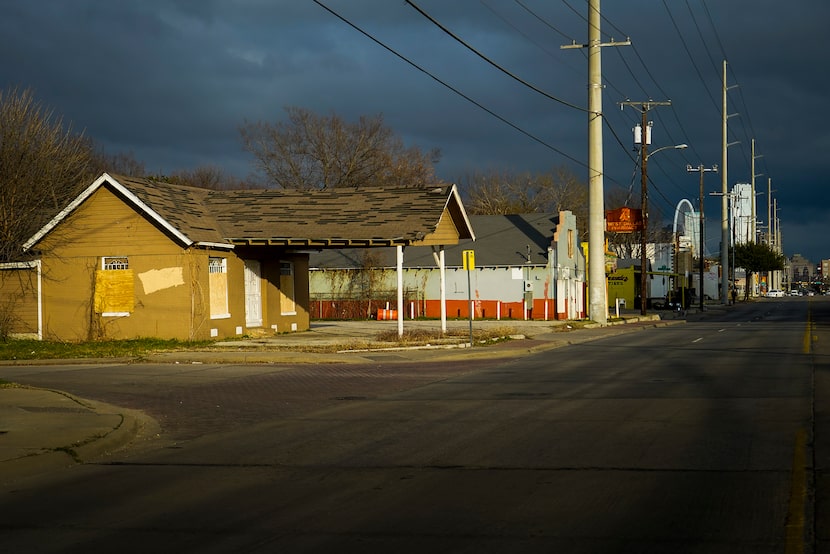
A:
[462,250,475,270]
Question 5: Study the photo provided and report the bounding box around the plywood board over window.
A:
[95,257,134,316]
[209,257,230,319]
[280,261,296,315]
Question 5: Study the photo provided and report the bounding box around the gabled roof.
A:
[311,212,563,269]
[208,184,473,247]
[23,173,229,251]
[23,173,475,252]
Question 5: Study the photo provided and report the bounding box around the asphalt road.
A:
[2,298,828,553]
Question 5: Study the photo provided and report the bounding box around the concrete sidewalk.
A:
[0,312,693,483]
[0,386,157,484]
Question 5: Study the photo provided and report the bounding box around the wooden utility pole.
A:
[687,164,718,310]
[620,100,670,315]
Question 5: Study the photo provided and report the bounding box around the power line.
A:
[482,0,586,79]
[404,0,587,113]
[514,0,578,43]
[313,0,592,172]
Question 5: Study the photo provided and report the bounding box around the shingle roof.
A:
[109,174,227,245]
[205,185,464,245]
[23,173,474,251]
[311,213,561,269]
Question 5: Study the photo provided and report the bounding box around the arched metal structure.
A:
[672,198,695,239]
[671,199,696,305]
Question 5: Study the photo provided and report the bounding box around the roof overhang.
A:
[194,241,235,250]
[0,260,39,269]
[447,184,475,241]
[228,238,410,248]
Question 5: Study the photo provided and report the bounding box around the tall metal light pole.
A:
[562,0,628,325]
[720,60,740,303]
[687,164,718,311]
[586,0,606,324]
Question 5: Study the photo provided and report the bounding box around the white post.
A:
[36,259,43,341]
[396,245,404,337]
[439,247,446,333]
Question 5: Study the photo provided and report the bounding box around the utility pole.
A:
[749,139,763,297]
[721,60,729,305]
[620,100,670,315]
[773,198,781,290]
[687,164,718,311]
[767,177,775,290]
[751,139,763,244]
[562,0,629,325]
[721,60,740,304]
[767,177,772,245]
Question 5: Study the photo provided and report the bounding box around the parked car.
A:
[766,289,785,298]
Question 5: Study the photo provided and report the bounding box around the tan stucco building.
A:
[0,173,473,341]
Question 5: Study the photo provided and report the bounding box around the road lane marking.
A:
[692,338,703,343]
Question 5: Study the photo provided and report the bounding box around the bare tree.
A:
[605,185,673,261]
[90,148,146,177]
[460,166,589,237]
[0,87,94,262]
[159,166,248,190]
[240,107,441,189]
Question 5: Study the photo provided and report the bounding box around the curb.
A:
[1,389,159,485]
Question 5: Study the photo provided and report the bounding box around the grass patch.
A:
[0,325,525,359]
[375,325,518,345]
[555,320,593,331]
[0,338,215,361]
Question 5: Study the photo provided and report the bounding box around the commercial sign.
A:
[605,206,643,233]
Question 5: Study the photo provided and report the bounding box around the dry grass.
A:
[375,325,518,345]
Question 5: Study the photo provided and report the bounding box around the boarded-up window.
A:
[279,261,296,315]
[95,257,134,316]
[568,229,574,258]
[209,257,230,319]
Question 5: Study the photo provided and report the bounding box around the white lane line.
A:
[692,337,703,343]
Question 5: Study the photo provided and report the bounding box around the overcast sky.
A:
[2,1,828,263]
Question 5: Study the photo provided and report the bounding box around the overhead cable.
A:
[404,0,588,113]
[313,0,593,172]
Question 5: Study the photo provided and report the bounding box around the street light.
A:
[639,142,688,315]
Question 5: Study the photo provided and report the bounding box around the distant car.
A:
[766,289,785,298]
[789,290,800,296]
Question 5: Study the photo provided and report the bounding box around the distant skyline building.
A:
[731,183,753,245]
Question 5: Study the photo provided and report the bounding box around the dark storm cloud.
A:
[1,0,828,261]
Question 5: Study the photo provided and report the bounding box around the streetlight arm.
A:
[647,143,688,160]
